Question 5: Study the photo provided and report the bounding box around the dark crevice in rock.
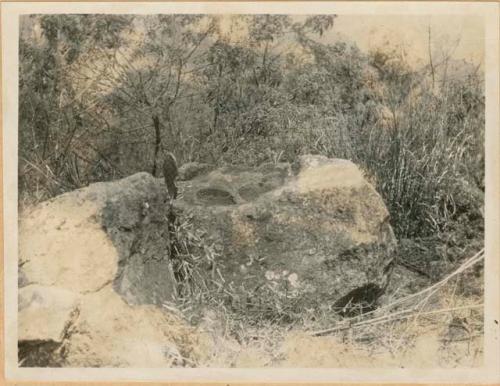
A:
[166,205,187,286]
[99,181,178,306]
[333,283,385,317]
[19,306,81,367]
[19,340,63,367]
[18,268,33,288]
[82,279,114,294]
[333,256,395,318]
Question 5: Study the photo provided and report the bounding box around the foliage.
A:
[19,14,484,248]
[19,15,133,199]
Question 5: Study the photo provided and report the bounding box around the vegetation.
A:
[19,14,484,240]
[19,13,485,367]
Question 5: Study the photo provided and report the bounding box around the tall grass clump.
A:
[362,72,484,242]
[19,15,484,261]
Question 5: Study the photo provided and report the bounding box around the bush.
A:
[19,14,484,257]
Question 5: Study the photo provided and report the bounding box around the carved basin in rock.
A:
[17,154,396,367]
[174,155,396,313]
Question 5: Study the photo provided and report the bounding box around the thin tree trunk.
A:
[151,115,162,176]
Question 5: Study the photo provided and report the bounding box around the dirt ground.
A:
[194,318,483,368]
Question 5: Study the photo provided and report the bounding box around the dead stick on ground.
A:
[328,249,484,327]
[311,304,483,336]
[310,249,484,337]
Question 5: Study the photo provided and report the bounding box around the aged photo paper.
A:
[2,1,499,384]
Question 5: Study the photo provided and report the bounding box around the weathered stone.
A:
[174,155,396,310]
[18,173,194,367]
[19,198,118,293]
[18,155,396,367]
[59,286,207,367]
[18,285,79,344]
[19,172,177,304]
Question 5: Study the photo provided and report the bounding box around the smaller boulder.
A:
[19,284,79,344]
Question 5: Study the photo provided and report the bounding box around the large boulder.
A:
[18,173,206,367]
[18,155,396,366]
[174,155,396,313]
[18,285,207,367]
[20,173,177,305]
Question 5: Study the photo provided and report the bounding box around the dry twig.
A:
[310,249,484,337]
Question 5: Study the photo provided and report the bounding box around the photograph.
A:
[2,1,499,384]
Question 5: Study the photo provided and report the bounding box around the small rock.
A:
[18,285,79,344]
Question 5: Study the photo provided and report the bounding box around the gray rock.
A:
[98,174,177,305]
[18,179,205,367]
[19,172,178,306]
[18,155,397,366]
[20,158,395,311]
[174,155,396,311]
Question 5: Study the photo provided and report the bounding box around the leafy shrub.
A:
[19,14,484,253]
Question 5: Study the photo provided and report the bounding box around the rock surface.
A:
[54,286,206,367]
[175,155,396,311]
[18,155,396,367]
[19,285,79,344]
[18,173,203,367]
[20,173,177,305]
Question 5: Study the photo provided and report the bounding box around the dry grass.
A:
[168,243,484,368]
[310,249,483,336]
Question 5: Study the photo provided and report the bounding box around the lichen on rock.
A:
[18,155,397,367]
[174,155,396,313]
